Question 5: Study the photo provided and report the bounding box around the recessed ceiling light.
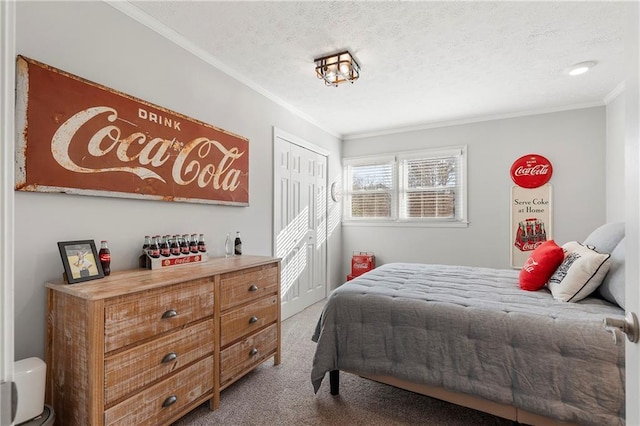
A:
[565,61,597,76]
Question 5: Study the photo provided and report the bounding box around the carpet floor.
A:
[174,300,513,426]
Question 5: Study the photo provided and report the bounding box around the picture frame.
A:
[57,240,104,284]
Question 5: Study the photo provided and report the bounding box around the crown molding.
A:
[106,2,623,144]
[105,1,340,139]
[603,81,626,104]
[342,101,605,141]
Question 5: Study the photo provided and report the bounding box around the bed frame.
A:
[329,370,578,426]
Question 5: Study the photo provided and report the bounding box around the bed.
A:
[311,223,626,426]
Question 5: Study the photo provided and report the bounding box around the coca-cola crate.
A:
[514,217,547,252]
[346,274,355,281]
[351,252,375,277]
[144,252,209,270]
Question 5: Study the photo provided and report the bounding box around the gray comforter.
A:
[311,263,625,426]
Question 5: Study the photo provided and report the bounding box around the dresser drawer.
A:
[104,355,213,426]
[104,319,215,406]
[220,264,278,311]
[104,278,214,352]
[220,295,278,347]
[220,324,278,387]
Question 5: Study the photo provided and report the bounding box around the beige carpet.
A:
[175,301,512,426]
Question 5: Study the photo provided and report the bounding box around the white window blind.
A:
[344,156,396,219]
[343,147,467,225]
[399,148,465,221]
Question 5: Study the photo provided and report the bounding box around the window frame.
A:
[343,154,397,221]
[342,146,468,228]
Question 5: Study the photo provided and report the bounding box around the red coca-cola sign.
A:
[15,56,249,206]
[510,154,553,188]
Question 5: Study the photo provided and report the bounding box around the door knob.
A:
[604,311,639,344]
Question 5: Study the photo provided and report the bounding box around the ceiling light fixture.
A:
[566,61,597,76]
[314,50,360,87]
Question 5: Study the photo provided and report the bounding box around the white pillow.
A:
[547,241,611,302]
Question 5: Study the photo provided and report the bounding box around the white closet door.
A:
[274,133,327,320]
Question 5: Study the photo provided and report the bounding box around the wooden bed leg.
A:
[330,370,339,395]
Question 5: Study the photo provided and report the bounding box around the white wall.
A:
[341,107,609,274]
[606,91,626,222]
[14,1,342,360]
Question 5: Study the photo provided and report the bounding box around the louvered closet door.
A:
[274,134,327,320]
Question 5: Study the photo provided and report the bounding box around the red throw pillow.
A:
[519,240,564,291]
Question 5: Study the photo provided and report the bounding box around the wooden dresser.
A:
[45,255,281,426]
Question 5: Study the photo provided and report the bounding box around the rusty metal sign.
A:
[15,55,249,205]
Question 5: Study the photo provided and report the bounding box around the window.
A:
[343,146,467,226]
[344,156,396,219]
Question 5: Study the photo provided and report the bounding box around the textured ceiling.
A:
[124,1,626,138]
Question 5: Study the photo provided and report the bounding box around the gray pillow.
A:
[597,238,625,309]
[583,222,625,254]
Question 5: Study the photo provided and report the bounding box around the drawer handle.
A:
[249,348,258,356]
[161,309,178,319]
[162,352,178,363]
[248,284,259,292]
[249,316,259,324]
[162,395,178,408]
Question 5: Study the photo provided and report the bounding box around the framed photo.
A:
[57,240,104,284]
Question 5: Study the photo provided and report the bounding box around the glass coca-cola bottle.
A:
[234,231,242,255]
[142,235,151,253]
[149,236,161,258]
[170,235,180,256]
[160,235,171,257]
[198,234,206,253]
[99,240,111,276]
[139,235,152,268]
[180,234,190,255]
[189,233,199,253]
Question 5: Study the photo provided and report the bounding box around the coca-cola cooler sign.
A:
[14,56,249,206]
[510,154,553,268]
